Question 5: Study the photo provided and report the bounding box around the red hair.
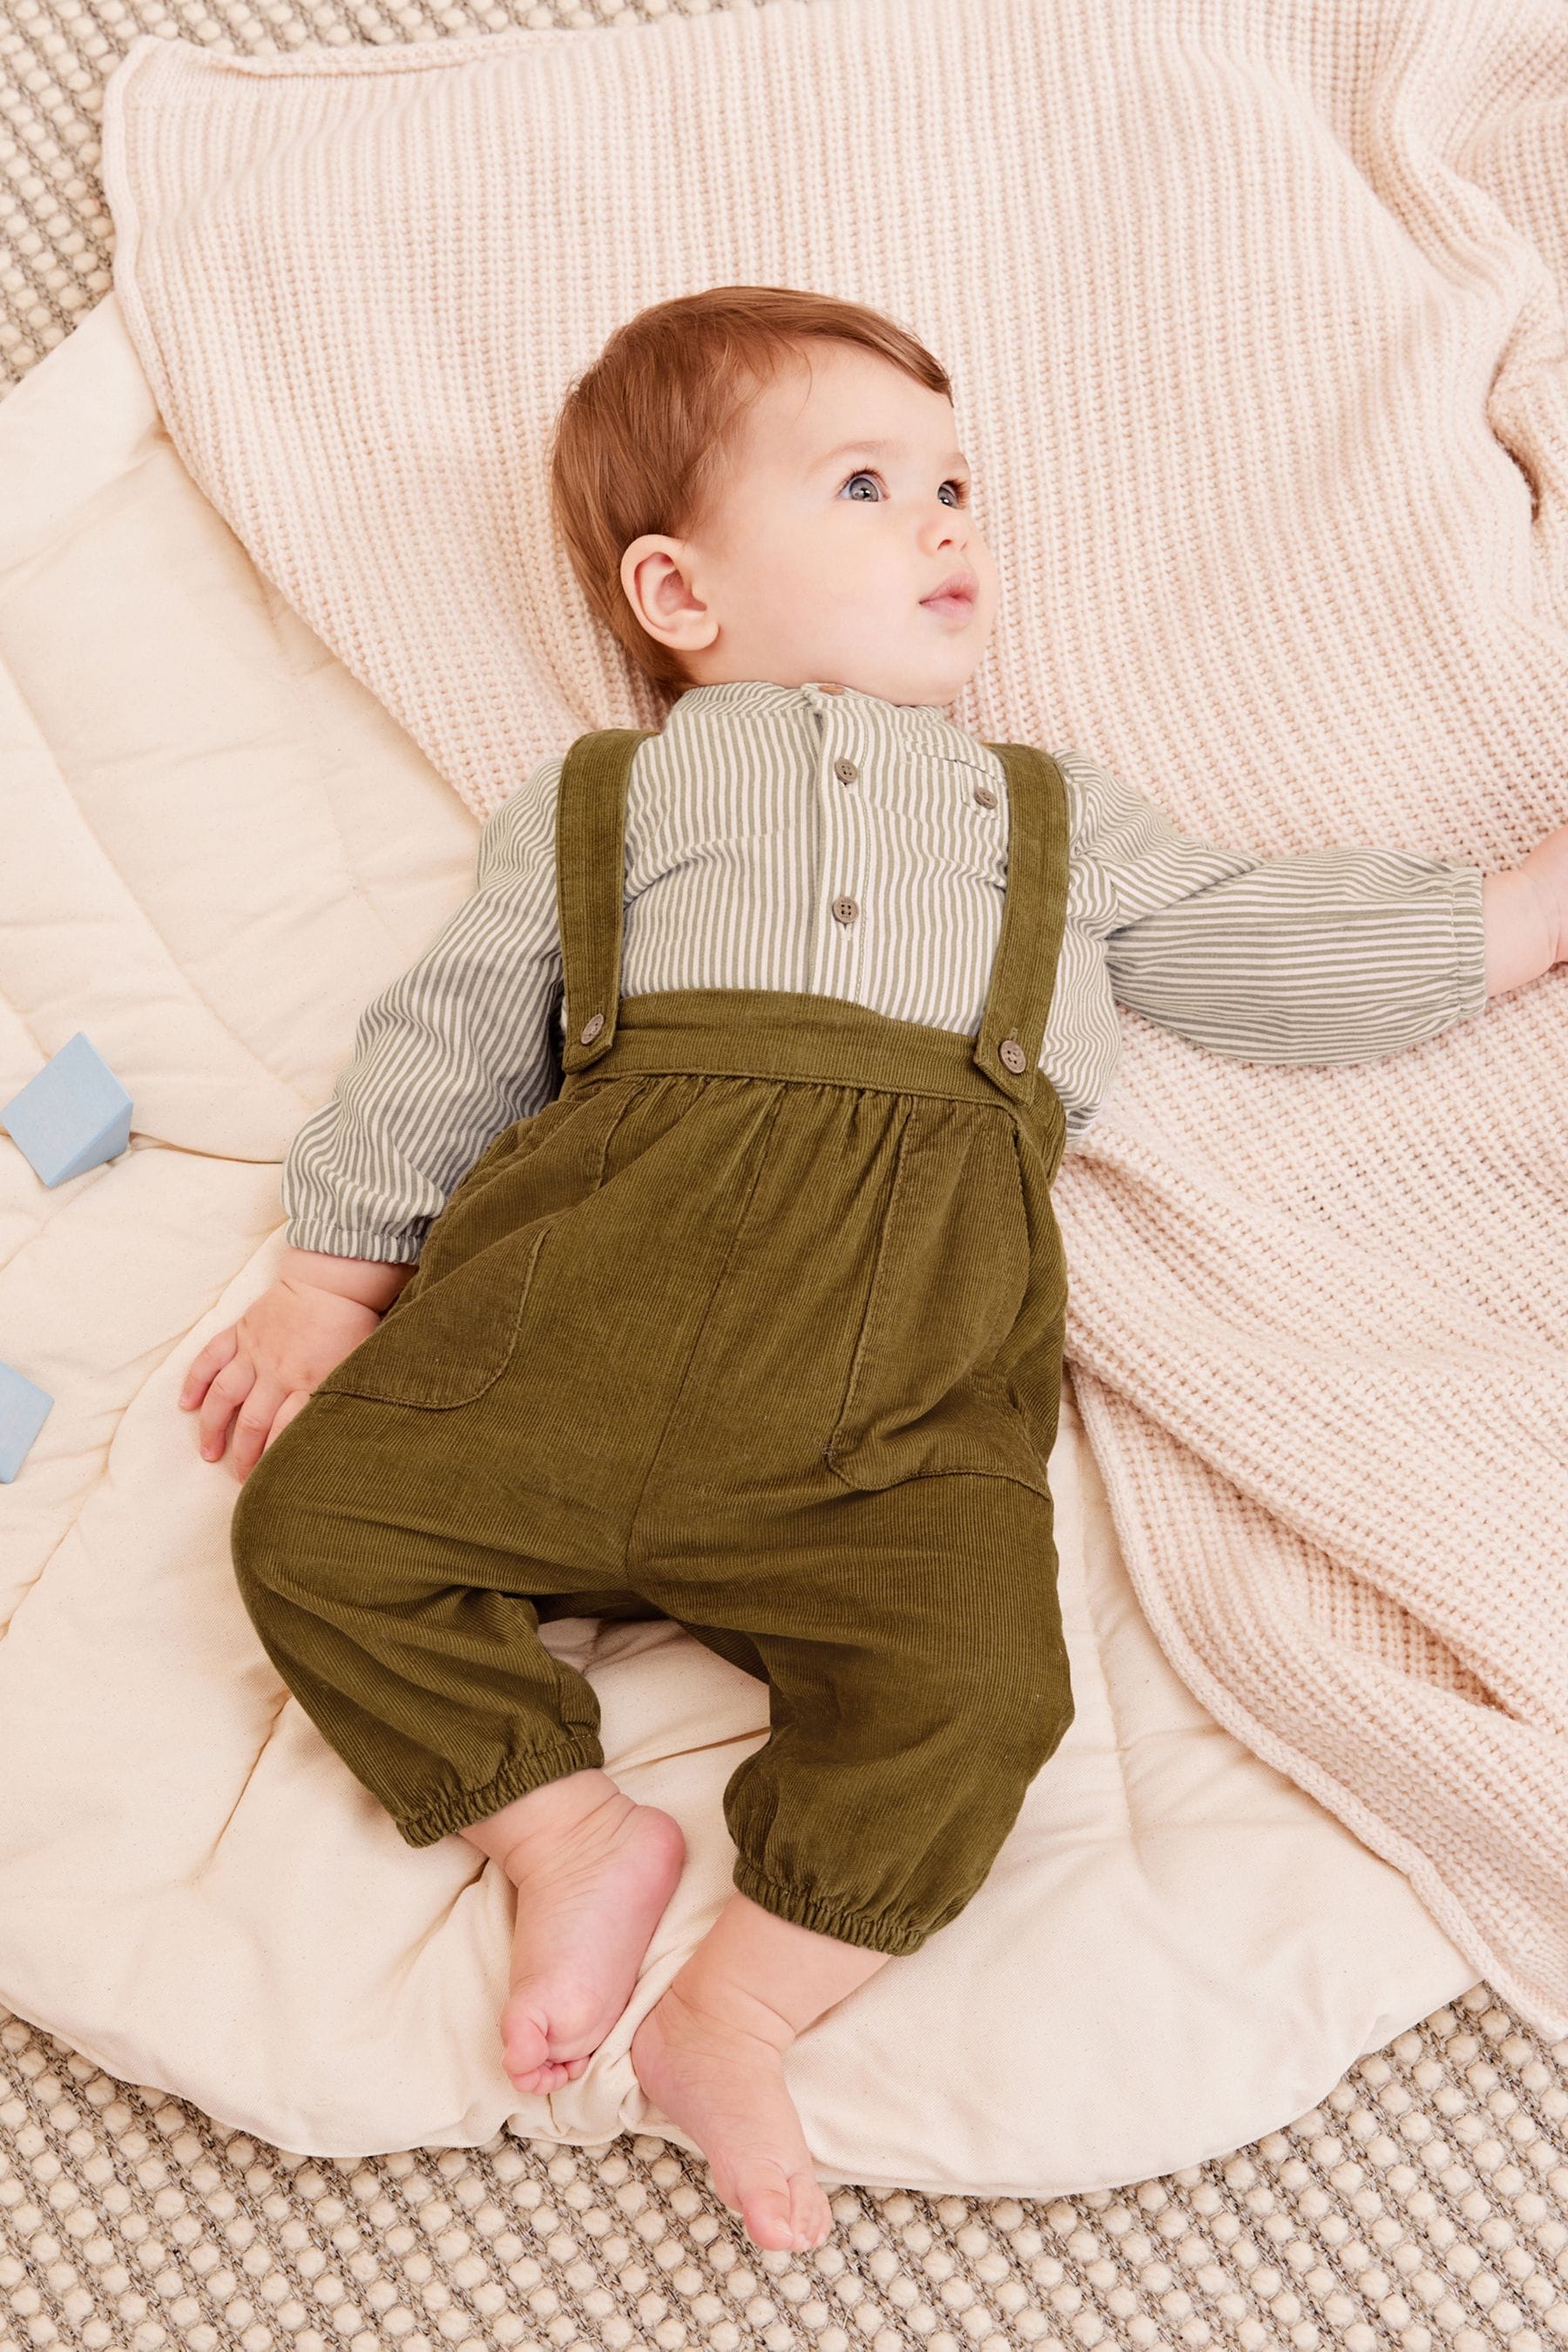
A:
[549,284,952,705]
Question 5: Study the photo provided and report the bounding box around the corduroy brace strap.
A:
[553,727,1071,1105]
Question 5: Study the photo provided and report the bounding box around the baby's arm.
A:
[182,755,566,1479]
[1070,755,1559,1065]
[282,754,566,1267]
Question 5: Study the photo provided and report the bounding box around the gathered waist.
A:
[560,986,1063,1132]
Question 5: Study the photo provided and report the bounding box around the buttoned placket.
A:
[797,680,1011,1022]
[801,684,868,999]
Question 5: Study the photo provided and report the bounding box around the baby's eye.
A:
[839,470,970,506]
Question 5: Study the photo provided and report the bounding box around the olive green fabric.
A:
[231,730,1077,1957]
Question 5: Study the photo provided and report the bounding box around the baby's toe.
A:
[500,1999,551,2080]
[740,2173,799,2251]
[790,2173,831,2248]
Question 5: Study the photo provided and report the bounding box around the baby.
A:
[179,286,1568,2259]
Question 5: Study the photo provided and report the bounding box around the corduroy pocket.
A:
[313,1085,610,1410]
[824,1104,1044,1491]
[315,1215,557,1410]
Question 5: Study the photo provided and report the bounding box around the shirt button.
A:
[999,1037,1027,1073]
[973,782,998,808]
[834,756,859,784]
[579,1011,605,1044]
[832,895,859,924]
[821,681,845,694]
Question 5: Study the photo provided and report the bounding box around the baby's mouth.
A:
[920,569,978,621]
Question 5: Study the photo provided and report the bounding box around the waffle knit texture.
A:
[98,0,1568,2034]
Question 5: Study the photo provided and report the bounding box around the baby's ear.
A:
[620,535,716,653]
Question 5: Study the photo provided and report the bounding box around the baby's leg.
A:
[463,1767,686,2097]
[629,1470,1075,2254]
[229,1393,687,2098]
[631,1893,889,2254]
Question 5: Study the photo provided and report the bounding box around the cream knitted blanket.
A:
[100,0,1568,2035]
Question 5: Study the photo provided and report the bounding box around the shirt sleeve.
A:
[280,756,566,1264]
[1067,755,1489,1064]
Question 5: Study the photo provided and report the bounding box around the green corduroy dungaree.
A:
[231,727,1077,1957]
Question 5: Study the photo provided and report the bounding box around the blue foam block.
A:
[0,1358,52,1482]
[0,1030,133,1185]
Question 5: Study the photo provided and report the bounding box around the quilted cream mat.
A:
[3,0,1568,2345]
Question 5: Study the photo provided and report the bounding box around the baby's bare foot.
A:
[629,1980,832,2254]
[494,1783,686,2096]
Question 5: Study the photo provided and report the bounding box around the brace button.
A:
[998,1037,1027,1074]
[579,1012,605,1044]
[973,783,998,808]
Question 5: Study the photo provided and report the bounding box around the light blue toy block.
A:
[0,1359,51,1482]
[0,1031,132,1185]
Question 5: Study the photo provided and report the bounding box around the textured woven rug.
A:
[3,1988,1567,2352]
[3,0,1568,2345]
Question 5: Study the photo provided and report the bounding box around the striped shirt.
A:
[283,678,1489,1265]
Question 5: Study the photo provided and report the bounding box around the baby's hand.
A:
[179,1274,383,1485]
[1521,821,1568,970]
[1486,822,1568,997]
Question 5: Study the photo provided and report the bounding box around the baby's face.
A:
[620,341,998,710]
